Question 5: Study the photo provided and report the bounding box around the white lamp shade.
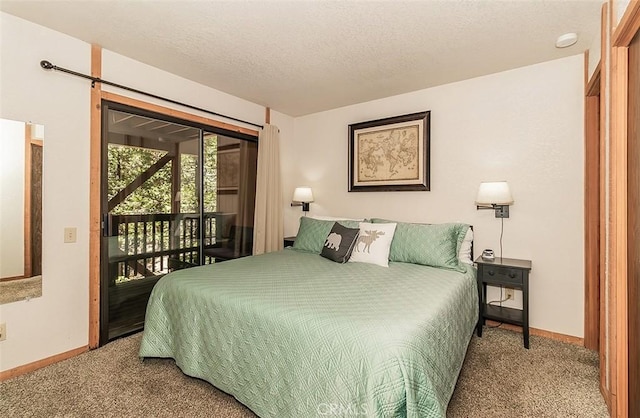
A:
[292,187,314,203]
[475,181,514,205]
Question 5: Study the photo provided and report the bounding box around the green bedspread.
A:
[139,249,478,418]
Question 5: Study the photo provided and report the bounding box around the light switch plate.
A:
[64,227,77,243]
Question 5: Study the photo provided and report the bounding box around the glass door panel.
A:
[103,108,200,340]
[202,134,257,263]
[100,103,258,345]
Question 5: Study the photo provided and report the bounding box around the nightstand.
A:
[284,236,296,247]
[475,256,532,348]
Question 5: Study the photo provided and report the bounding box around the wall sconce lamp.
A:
[475,181,514,218]
[291,187,314,213]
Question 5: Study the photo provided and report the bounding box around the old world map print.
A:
[218,150,239,189]
[349,111,429,192]
[357,125,419,182]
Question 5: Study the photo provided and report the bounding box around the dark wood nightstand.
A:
[284,236,296,247]
[475,256,532,348]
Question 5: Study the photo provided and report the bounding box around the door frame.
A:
[624,26,639,418]
[613,2,640,416]
[88,45,259,348]
[584,54,601,352]
[608,2,640,416]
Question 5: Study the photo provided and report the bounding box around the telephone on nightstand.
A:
[481,249,495,261]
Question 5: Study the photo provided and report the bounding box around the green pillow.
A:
[371,218,469,271]
[293,217,361,254]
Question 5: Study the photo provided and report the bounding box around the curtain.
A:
[236,141,258,256]
[252,124,283,255]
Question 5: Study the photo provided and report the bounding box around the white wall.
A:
[0,119,26,278]
[0,12,92,372]
[101,50,265,128]
[283,55,585,337]
[588,31,601,80]
[615,0,631,25]
[0,12,294,372]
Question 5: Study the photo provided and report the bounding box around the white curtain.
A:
[252,124,283,255]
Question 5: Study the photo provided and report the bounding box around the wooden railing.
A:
[107,212,229,283]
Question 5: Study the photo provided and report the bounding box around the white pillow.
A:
[310,215,365,221]
[458,227,474,265]
[349,222,397,267]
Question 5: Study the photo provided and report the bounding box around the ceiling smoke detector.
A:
[555,33,578,48]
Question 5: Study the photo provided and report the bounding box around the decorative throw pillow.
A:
[320,223,360,263]
[371,218,471,271]
[293,217,362,254]
[348,222,397,267]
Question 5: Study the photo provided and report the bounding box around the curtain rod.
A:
[40,60,264,130]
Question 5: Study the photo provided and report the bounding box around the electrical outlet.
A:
[0,323,6,341]
[505,288,514,300]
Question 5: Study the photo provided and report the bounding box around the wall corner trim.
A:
[0,345,89,381]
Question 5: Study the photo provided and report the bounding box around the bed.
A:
[139,220,478,418]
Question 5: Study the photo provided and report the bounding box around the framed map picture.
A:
[217,148,240,190]
[348,111,430,192]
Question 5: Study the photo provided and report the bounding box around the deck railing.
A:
[107,212,226,283]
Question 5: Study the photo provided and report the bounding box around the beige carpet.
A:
[0,276,42,304]
[0,327,608,417]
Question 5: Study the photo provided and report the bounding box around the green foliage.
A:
[179,135,218,213]
[108,145,172,214]
[180,153,198,213]
[107,135,218,215]
[203,135,219,212]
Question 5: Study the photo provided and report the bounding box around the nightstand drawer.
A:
[481,266,524,286]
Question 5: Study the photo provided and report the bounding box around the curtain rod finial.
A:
[40,60,54,70]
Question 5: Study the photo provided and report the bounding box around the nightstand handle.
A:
[509,272,517,278]
[487,270,495,276]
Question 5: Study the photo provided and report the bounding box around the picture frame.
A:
[217,148,240,191]
[348,111,430,192]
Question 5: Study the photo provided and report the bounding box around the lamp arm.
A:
[476,204,496,210]
[291,202,310,212]
[476,203,510,218]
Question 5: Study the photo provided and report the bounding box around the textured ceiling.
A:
[0,1,601,117]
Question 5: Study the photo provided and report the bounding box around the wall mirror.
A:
[0,118,43,304]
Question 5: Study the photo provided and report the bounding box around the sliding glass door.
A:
[202,133,257,263]
[100,102,257,343]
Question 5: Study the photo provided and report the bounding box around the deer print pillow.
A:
[320,223,360,263]
[348,222,397,267]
